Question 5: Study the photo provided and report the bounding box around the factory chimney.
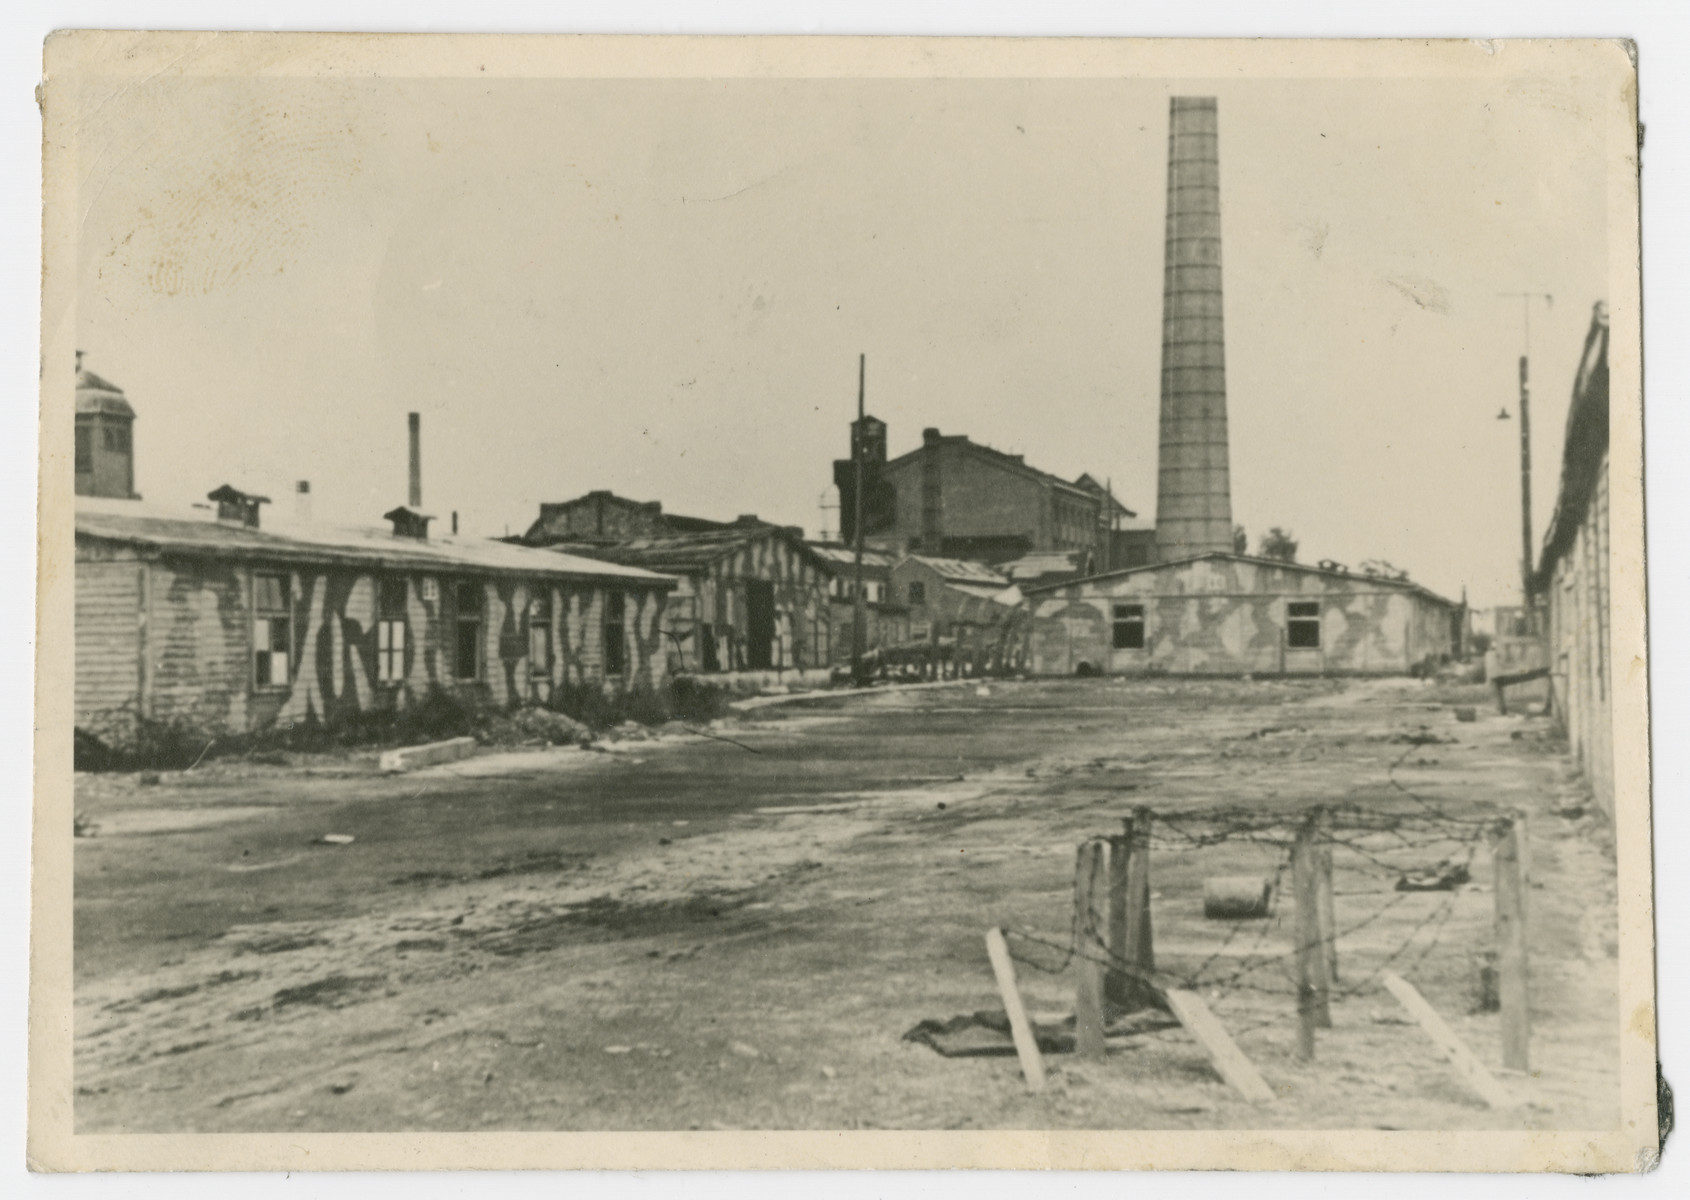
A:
[407,412,422,508]
[1153,97,1234,561]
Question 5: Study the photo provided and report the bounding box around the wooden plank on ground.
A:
[1161,987,1276,1104]
[985,928,1046,1092]
[1379,971,1517,1110]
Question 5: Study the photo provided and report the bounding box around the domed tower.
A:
[75,352,138,499]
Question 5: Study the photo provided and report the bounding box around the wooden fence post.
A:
[1494,811,1531,1071]
[1106,828,1130,1007]
[1121,806,1156,1010]
[1074,840,1108,1059]
[1292,814,1330,1057]
[1315,807,1339,989]
[985,928,1046,1092]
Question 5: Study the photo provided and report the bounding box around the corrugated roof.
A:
[806,542,898,571]
[901,554,1010,586]
[1000,550,1089,581]
[74,499,674,586]
[545,525,820,575]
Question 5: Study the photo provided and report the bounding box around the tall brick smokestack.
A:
[407,412,422,509]
[1154,97,1234,561]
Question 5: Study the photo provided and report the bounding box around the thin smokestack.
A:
[407,412,422,508]
[1154,97,1234,561]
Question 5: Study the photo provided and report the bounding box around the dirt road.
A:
[72,677,1618,1132]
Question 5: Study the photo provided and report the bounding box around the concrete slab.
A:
[378,736,478,773]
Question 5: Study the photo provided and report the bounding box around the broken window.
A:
[452,580,483,679]
[1112,603,1146,650]
[377,577,407,684]
[253,572,291,686]
[907,581,926,607]
[604,591,627,678]
[1287,600,1322,648]
[74,425,92,474]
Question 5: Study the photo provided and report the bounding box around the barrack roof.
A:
[74,498,674,586]
[1021,551,1459,609]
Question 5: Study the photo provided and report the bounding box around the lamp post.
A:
[1496,292,1552,633]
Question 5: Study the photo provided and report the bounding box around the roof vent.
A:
[207,484,269,529]
[384,506,433,540]
[735,514,762,526]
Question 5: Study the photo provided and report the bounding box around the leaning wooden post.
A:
[1494,811,1531,1071]
[985,928,1046,1092]
[1291,814,1330,1057]
[1073,840,1108,1059]
[1122,806,1156,1010]
[1106,827,1130,1007]
[1314,807,1339,989]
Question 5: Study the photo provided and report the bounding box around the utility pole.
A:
[851,354,868,687]
[1498,292,1551,631]
[1516,354,1533,625]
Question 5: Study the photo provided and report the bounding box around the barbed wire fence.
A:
[981,742,1532,1102]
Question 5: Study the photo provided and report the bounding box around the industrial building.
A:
[1537,302,1613,816]
[541,522,832,677]
[1025,553,1460,677]
[832,416,1145,568]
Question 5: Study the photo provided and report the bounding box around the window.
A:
[1112,603,1146,650]
[253,572,291,686]
[453,580,483,679]
[377,577,407,684]
[604,591,627,677]
[907,581,926,607]
[529,593,552,680]
[103,424,130,453]
[1287,601,1322,648]
[75,425,93,474]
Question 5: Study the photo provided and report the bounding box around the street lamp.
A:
[1497,292,1553,633]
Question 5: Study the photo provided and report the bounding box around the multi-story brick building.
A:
[833,418,1143,568]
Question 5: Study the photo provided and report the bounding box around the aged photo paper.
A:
[31,32,1654,1172]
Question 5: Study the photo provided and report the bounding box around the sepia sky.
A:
[75,70,1609,608]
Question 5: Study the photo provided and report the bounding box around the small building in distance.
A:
[1536,301,1613,816]
[806,542,910,667]
[520,490,731,547]
[76,355,139,500]
[835,417,1143,568]
[890,554,1025,675]
[1024,553,1461,677]
[75,490,676,747]
[541,521,832,676]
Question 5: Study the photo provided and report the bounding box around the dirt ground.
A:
[71,676,1619,1132]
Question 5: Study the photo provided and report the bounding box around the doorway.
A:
[746,581,776,670]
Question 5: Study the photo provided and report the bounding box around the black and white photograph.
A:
[30,31,1653,1173]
